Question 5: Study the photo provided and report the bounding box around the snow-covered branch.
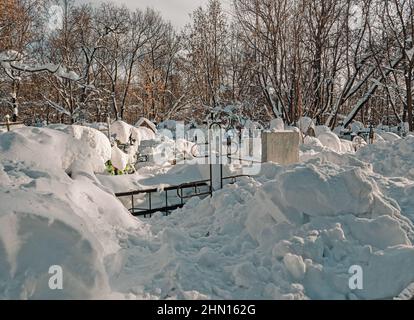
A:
[343,54,404,128]
[0,50,80,82]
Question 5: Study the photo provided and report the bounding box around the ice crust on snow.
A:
[0,124,414,299]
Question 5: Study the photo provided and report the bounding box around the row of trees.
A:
[0,0,413,131]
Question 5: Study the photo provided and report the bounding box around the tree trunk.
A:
[407,75,413,132]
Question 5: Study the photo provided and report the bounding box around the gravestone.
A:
[261,131,300,165]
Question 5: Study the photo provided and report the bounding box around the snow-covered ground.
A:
[0,123,414,300]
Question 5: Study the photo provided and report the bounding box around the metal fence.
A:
[115,121,259,217]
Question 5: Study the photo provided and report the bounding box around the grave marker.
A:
[261,131,300,165]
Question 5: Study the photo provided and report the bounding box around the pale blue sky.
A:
[77,0,229,28]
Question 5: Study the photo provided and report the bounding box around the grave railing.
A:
[115,179,211,217]
[115,121,258,217]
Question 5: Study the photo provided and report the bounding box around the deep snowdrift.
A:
[0,126,140,299]
[112,161,414,300]
[357,135,414,180]
[0,125,413,299]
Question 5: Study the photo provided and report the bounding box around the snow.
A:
[1,126,110,175]
[373,133,385,143]
[351,121,364,133]
[111,121,134,144]
[377,132,401,142]
[54,66,80,81]
[340,139,354,153]
[111,145,130,171]
[111,120,156,146]
[348,215,410,250]
[352,136,368,151]
[298,117,315,134]
[318,132,343,153]
[0,126,140,299]
[0,50,80,81]
[356,136,414,180]
[270,118,285,131]
[303,136,324,148]
[259,162,399,218]
[314,125,331,137]
[47,124,112,174]
[1,124,414,300]
[283,254,306,281]
[45,99,72,116]
[0,50,23,62]
[138,127,157,141]
[136,118,157,134]
[115,159,413,300]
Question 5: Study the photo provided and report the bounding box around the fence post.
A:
[5,115,10,132]
[106,115,111,140]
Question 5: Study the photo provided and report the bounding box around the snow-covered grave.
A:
[1,118,414,300]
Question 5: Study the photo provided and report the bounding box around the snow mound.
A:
[356,136,414,180]
[340,139,354,153]
[315,125,331,137]
[136,117,157,133]
[377,132,401,142]
[1,126,111,175]
[351,121,364,133]
[1,124,414,300]
[111,145,130,170]
[270,118,285,131]
[112,160,414,300]
[0,192,110,299]
[262,162,399,219]
[298,117,315,134]
[0,126,140,299]
[303,136,323,148]
[318,132,342,153]
[48,124,111,174]
[302,131,354,156]
[111,121,134,144]
[138,127,156,141]
[111,120,157,145]
[373,133,385,143]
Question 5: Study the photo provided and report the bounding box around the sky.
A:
[76,0,215,29]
